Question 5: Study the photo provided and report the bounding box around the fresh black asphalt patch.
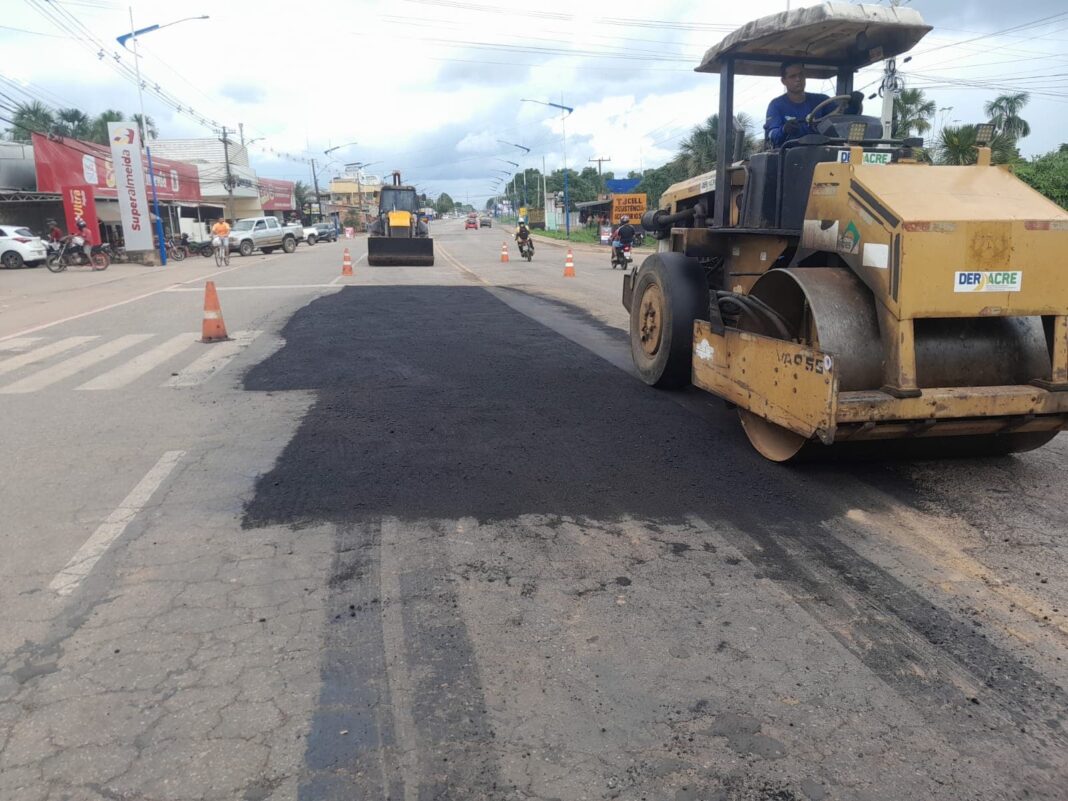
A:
[241,285,1067,799]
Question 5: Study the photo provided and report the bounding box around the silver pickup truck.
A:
[229,216,301,256]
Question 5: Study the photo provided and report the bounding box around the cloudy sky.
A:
[3,0,1066,205]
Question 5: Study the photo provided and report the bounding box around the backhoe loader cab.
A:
[366,171,435,266]
[624,3,1068,461]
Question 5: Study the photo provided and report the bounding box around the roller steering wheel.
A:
[805,94,854,125]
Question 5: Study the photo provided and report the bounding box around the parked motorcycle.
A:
[610,241,633,270]
[46,236,109,272]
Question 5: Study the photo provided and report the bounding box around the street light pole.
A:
[129,7,167,266]
[497,140,530,208]
[118,10,209,266]
[520,98,573,237]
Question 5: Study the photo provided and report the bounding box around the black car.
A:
[310,222,338,243]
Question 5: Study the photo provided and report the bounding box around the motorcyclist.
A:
[611,215,635,265]
[514,218,534,256]
[46,218,64,243]
[72,217,93,260]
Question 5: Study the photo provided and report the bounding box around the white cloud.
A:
[3,0,1066,204]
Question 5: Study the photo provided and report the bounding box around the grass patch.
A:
[532,227,603,245]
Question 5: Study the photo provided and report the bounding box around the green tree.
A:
[132,113,158,140]
[90,109,125,144]
[892,88,936,138]
[435,192,455,215]
[934,124,1019,166]
[677,114,757,178]
[5,100,55,141]
[293,181,310,214]
[1014,149,1068,208]
[985,92,1031,141]
[53,108,92,139]
[636,159,687,209]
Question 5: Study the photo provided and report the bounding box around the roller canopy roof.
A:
[696,2,931,78]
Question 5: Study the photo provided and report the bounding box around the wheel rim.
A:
[637,283,665,357]
[2,253,19,268]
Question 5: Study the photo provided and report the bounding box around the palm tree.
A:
[893,88,936,138]
[678,116,718,176]
[53,108,92,139]
[5,100,55,141]
[90,109,125,145]
[985,92,1031,141]
[934,124,1019,166]
[677,114,757,177]
[131,113,158,141]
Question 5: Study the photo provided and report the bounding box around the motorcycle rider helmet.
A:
[76,218,88,229]
[620,215,630,223]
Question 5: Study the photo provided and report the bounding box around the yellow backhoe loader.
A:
[623,3,1068,461]
[366,171,434,266]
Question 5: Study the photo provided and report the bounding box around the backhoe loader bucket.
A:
[366,236,435,266]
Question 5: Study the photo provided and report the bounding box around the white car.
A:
[0,225,48,269]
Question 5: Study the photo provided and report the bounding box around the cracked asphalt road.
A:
[2,222,1066,800]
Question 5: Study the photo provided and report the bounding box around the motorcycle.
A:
[632,229,645,247]
[517,238,534,261]
[161,236,187,261]
[610,241,633,270]
[46,236,109,272]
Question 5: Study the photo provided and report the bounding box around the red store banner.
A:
[258,177,295,211]
[32,132,202,202]
[60,184,100,238]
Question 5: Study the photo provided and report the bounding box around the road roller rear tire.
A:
[629,253,707,389]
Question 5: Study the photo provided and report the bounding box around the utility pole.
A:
[220,125,234,221]
[355,169,363,232]
[589,156,611,192]
[309,158,323,222]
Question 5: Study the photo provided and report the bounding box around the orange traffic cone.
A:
[500,241,510,263]
[342,248,353,276]
[563,248,576,278]
[200,280,230,343]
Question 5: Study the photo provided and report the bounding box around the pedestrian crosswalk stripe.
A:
[0,336,99,377]
[0,334,153,394]
[0,337,44,353]
[163,330,260,388]
[76,333,199,391]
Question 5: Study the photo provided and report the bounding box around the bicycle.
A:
[212,235,230,268]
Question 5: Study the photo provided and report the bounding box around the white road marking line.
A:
[0,254,285,344]
[0,335,153,394]
[163,329,260,388]
[75,333,198,391]
[163,284,341,292]
[0,336,98,376]
[0,337,43,353]
[49,450,184,596]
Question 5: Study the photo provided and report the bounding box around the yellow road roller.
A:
[367,171,434,266]
[623,3,1068,461]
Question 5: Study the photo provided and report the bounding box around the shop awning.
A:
[94,200,121,223]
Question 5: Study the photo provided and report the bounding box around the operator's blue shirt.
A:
[764,92,830,148]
